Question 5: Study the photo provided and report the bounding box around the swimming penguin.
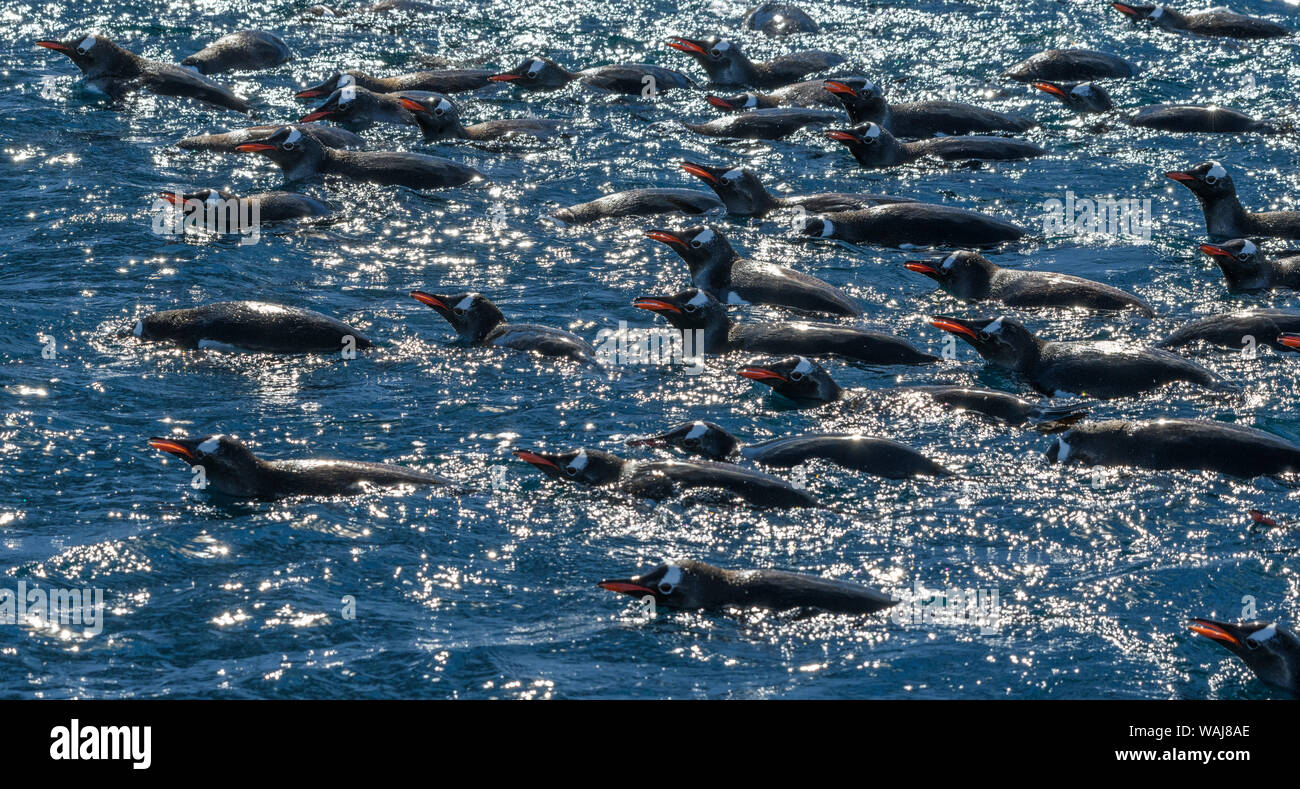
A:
[36,34,250,113]
[1166,161,1300,239]
[513,448,817,507]
[488,57,694,95]
[823,79,1036,136]
[299,84,422,128]
[409,291,599,366]
[645,226,862,316]
[1199,240,1300,292]
[627,420,952,478]
[295,69,495,98]
[679,160,913,218]
[1003,48,1137,82]
[704,76,867,111]
[801,204,1026,248]
[549,189,721,226]
[736,355,1089,430]
[396,95,565,141]
[680,107,843,140]
[159,188,331,223]
[744,3,820,36]
[148,434,455,499]
[1029,81,1116,113]
[175,123,365,152]
[826,123,1047,169]
[233,126,482,188]
[130,301,370,353]
[1046,419,1300,477]
[1031,81,1276,132]
[599,560,897,615]
[1157,308,1300,353]
[1112,3,1290,39]
[905,251,1154,315]
[667,36,844,88]
[631,287,936,364]
[931,315,1228,398]
[1189,619,1300,693]
[182,30,291,75]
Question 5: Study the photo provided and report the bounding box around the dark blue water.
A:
[2,0,1299,698]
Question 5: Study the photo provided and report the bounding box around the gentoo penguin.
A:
[234,126,483,188]
[295,69,495,98]
[704,76,867,111]
[823,79,1036,136]
[744,3,820,36]
[931,315,1227,398]
[298,84,421,128]
[1189,619,1300,693]
[1199,240,1300,292]
[627,421,952,478]
[905,251,1154,315]
[800,204,1026,248]
[549,189,721,226]
[175,123,365,152]
[159,188,331,223]
[599,560,897,615]
[130,301,370,354]
[513,448,818,508]
[680,107,842,140]
[1046,419,1300,477]
[36,34,250,113]
[182,30,291,75]
[1112,3,1290,39]
[409,291,598,366]
[397,95,565,141]
[645,226,861,316]
[631,287,936,364]
[1157,308,1300,353]
[680,160,913,218]
[1003,48,1137,82]
[1029,81,1116,114]
[826,123,1047,169]
[1166,161,1300,239]
[736,355,1089,430]
[667,36,843,88]
[1032,81,1278,132]
[488,57,693,95]
[149,434,455,499]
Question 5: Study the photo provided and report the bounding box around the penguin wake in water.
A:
[1046,419,1300,478]
[1031,80,1280,133]
[149,434,457,499]
[598,560,897,615]
[36,34,250,113]
[1189,619,1300,694]
[667,36,843,88]
[130,301,369,354]
[409,291,599,367]
[512,448,818,508]
[1166,161,1300,239]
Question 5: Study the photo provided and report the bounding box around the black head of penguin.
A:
[680,161,769,215]
[396,94,460,138]
[488,57,572,91]
[737,355,843,404]
[666,36,750,81]
[705,92,763,111]
[298,85,371,124]
[1199,239,1266,289]
[823,79,887,124]
[632,287,729,332]
[930,315,1043,372]
[233,126,325,174]
[905,251,998,300]
[409,291,506,343]
[599,561,715,610]
[1031,81,1114,113]
[645,226,738,276]
[36,34,135,77]
[626,420,740,461]
[1111,2,1161,22]
[825,123,900,168]
[512,447,626,486]
[1166,161,1236,202]
[148,434,264,497]
[158,188,237,217]
[1189,618,1300,691]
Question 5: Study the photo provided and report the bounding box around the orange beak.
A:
[1188,619,1242,646]
[825,130,859,143]
[298,110,333,123]
[737,366,786,382]
[930,318,979,340]
[1031,82,1067,99]
[905,261,939,276]
[487,73,520,82]
[399,97,427,112]
[632,297,681,314]
[512,449,559,470]
[667,37,706,54]
[234,142,276,153]
[148,438,196,460]
[1165,171,1195,183]
[679,162,718,183]
[1198,243,1233,258]
[410,291,447,310]
[35,40,70,53]
[823,80,857,97]
[646,230,685,246]
[1278,333,1300,350]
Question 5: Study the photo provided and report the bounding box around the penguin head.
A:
[626,420,739,460]
[233,126,323,167]
[512,447,625,486]
[632,287,728,331]
[148,434,263,496]
[1111,3,1163,22]
[667,36,743,70]
[680,161,768,215]
[905,251,997,298]
[409,291,505,342]
[298,84,374,124]
[825,123,893,167]
[1190,619,1300,691]
[930,315,1041,371]
[645,226,735,272]
[823,79,887,124]
[1166,161,1235,201]
[1199,239,1264,288]
[705,93,761,111]
[36,34,131,75]
[295,71,356,99]
[158,188,239,213]
[599,561,709,609]
[489,57,571,90]
[737,355,842,404]
[1031,81,1113,113]
[396,93,460,137]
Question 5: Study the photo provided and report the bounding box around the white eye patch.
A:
[1240,240,1257,256]
[285,128,303,144]
[197,436,222,454]
[527,59,545,75]
[660,564,683,587]
[338,73,355,87]
[78,35,97,52]
[132,319,143,337]
[206,191,223,205]
[741,94,757,108]
[714,40,731,52]
[1053,435,1072,462]
[1248,623,1277,643]
[339,85,356,103]
[862,123,882,139]
[693,228,714,245]
[685,422,709,440]
[722,168,743,181]
[983,317,1005,334]
[687,290,711,308]
[793,356,814,375]
[942,253,959,269]
[1207,162,1227,181]
[1150,5,1164,18]
[816,218,834,237]
[455,295,476,311]
[568,448,589,472]
[436,98,452,114]
[1071,84,1092,97]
